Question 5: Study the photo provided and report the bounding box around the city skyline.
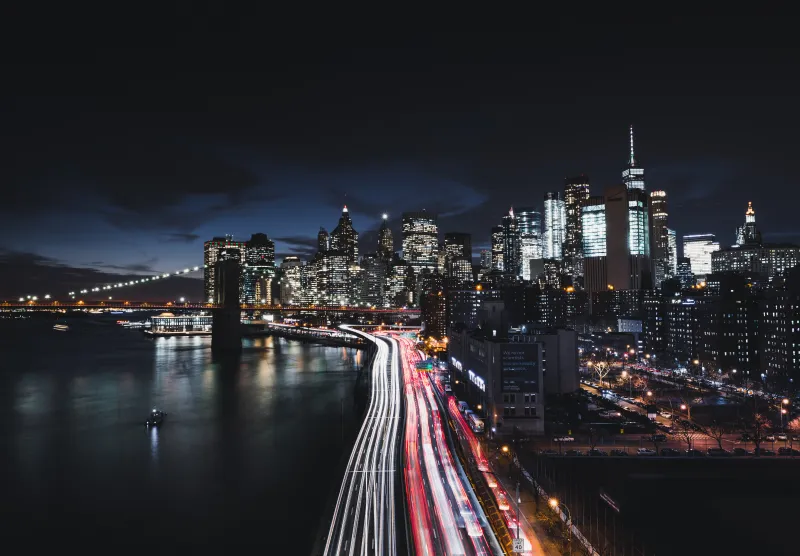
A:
[4,35,800,294]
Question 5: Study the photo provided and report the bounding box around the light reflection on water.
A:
[0,317,363,552]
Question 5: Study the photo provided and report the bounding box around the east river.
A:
[0,315,361,553]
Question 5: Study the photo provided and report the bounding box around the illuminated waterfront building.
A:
[203,235,246,302]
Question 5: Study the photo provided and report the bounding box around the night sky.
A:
[3,18,799,298]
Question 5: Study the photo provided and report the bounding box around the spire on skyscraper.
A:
[629,124,636,166]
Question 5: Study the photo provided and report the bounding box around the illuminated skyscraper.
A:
[329,205,359,264]
[502,208,521,276]
[401,210,439,275]
[683,234,719,276]
[479,249,492,274]
[622,125,645,191]
[203,235,246,302]
[360,253,386,307]
[650,190,670,286]
[563,175,590,277]
[377,213,394,260]
[490,225,504,272]
[516,207,543,280]
[242,233,276,304]
[581,196,607,294]
[735,201,762,246]
[279,256,303,305]
[667,228,678,276]
[543,192,566,260]
[317,227,329,253]
[444,232,472,260]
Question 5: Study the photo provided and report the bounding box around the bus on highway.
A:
[466,411,485,434]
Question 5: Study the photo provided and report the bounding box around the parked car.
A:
[758,449,777,456]
[661,448,681,457]
[765,435,776,442]
[776,433,788,441]
[685,449,705,457]
[778,447,800,456]
[609,449,628,456]
[733,448,753,456]
[707,448,733,457]
[588,449,608,456]
[564,450,582,456]
[637,448,657,456]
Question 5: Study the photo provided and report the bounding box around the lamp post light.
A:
[548,498,572,553]
[622,370,632,399]
[680,403,691,421]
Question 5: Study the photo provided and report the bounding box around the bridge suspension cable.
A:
[16,264,206,302]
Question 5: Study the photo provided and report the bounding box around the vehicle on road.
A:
[661,448,681,457]
[733,448,753,456]
[778,447,800,456]
[759,449,777,456]
[637,448,657,456]
[765,435,776,442]
[145,409,166,427]
[610,449,629,456]
[588,449,607,456]
[685,449,705,457]
[776,433,788,441]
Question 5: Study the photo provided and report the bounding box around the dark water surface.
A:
[0,316,360,553]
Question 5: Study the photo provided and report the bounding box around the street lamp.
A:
[501,445,509,454]
[621,370,633,398]
[680,403,691,420]
[548,498,572,550]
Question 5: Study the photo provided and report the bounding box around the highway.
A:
[435,378,545,555]
[324,327,402,556]
[394,334,496,556]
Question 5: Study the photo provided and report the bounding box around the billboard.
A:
[500,343,539,393]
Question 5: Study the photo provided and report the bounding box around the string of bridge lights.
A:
[17,265,206,302]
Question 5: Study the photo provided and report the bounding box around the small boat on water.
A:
[53,323,70,331]
[145,409,167,427]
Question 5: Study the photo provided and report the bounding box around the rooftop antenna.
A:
[629,124,636,166]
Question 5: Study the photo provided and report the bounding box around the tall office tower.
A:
[301,259,319,305]
[360,253,387,307]
[543,192,566,260]
[317,227,329,253]
[667,228,678,276]
[676,257,694,288]
[490,225,504,271]
[683,234,720,276]
[242,233,276,304]
[402,210,439,275]
[437,244,447,274]
[449,257,474,285]
[502,208,521,276]
[649,190,670,286]
[581,196,607,294]
[203,235,246,302]
[563,175,590,277]
[444,232,472,261]
[479,249,492,272]
[517,206,543,280]
[329,205,359,263]
[377,213,394,260]
[322,251,349,305]
[735,201,763,246]
[420,272,446,339]
[581,184,652,293]
[279,256,303,305]
[622,125,645,191]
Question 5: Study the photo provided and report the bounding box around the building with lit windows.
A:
[377,214,393,260]
[279,256,303,305]
[563,175,590,277]
[735,201,762,246]
[322,251,349,305]
[667,228,678,277]
[448,257,474,286]
[401,210,439,275]
[683,234,719,277]
[203,235,246,302]
[650,190,670,286]
[360,253,387,307]
[491,225,504,272]
[543,192,566,260]
[329,206,359,264]
[712,243,800,282]
[502,208,521,277]
[581,196,607,294]
[242,233,276,304]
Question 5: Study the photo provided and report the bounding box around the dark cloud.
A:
[0,249,201,300]
[274,236,319,258]
[161,233,201,244]
[93,259,160,273]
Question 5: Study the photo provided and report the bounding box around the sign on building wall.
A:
[501,344,538,392]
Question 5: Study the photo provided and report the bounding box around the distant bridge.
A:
[0,300,420,317]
